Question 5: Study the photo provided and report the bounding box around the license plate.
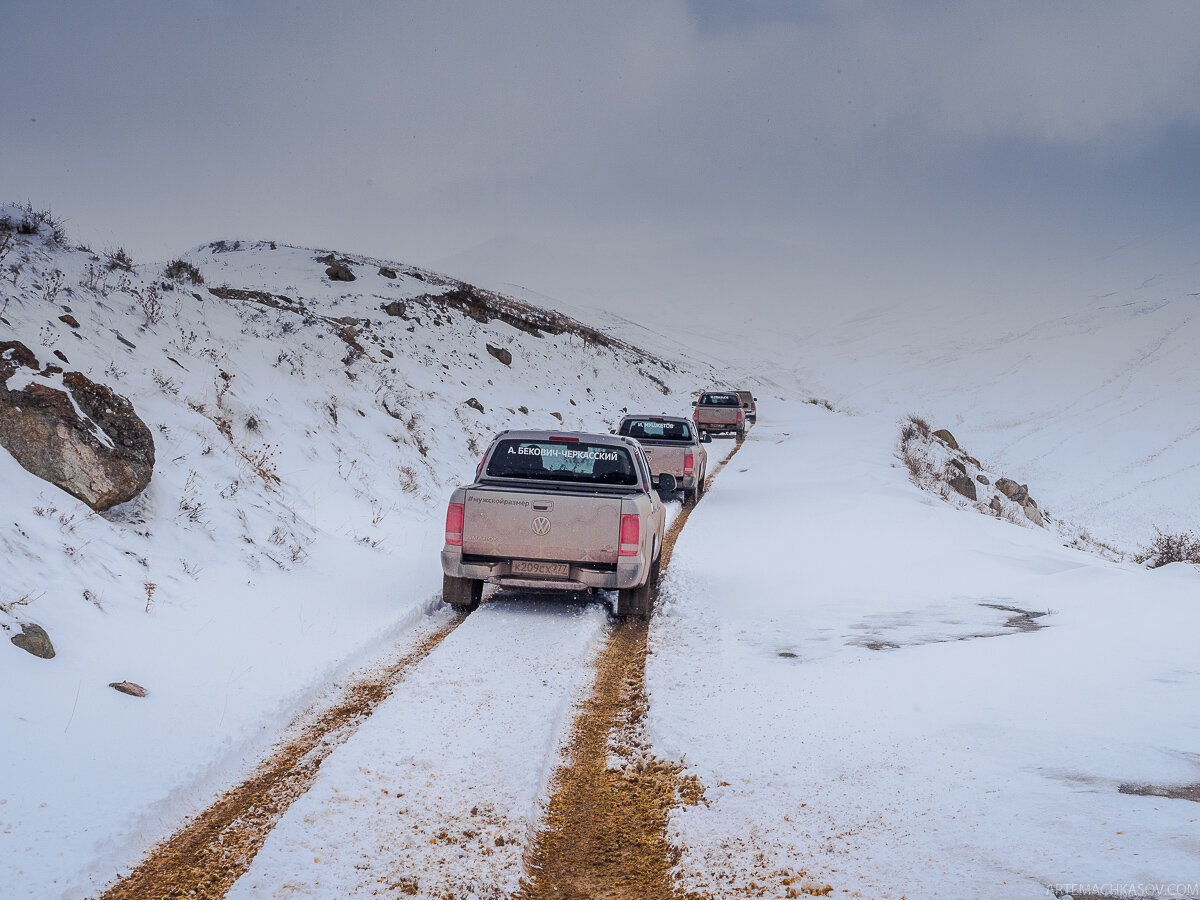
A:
[511,560,570,577]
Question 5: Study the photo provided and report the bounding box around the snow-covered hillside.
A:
[574,260,1200,550]
[0,205,723,898]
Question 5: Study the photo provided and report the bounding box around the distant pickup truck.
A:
[692,391,746,442]
[441,430,672,618]
[733,390,757,424]
[616,415,709,506]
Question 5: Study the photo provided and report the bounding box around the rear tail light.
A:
[475,455,487,480]
[736,409,744,422]
[683,452,694,475]
[445,502,464,546]
[692,408,700,422]
[619,514,640,556]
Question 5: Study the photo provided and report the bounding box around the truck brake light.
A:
[692,408,700,422]
[445,502,464,546]
[619,514,640,556]
[548,435,579,442]
[683,452,694,475]
[736,409,744,422]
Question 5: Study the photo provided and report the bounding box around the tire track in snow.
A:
[517,437,745,900]
[95,608,469,900]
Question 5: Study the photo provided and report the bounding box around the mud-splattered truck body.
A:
[616,415,709,505]
[692,390,746,441]
[733,390,757,424]
[441,430,670,618]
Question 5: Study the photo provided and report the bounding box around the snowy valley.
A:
[2,204,1198,900]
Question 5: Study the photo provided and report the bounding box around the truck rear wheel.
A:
[616,555,660,620]
[736,426,746,442]
[443,574,482,610]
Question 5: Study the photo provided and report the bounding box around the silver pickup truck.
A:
[441,430,672,618]
[692,390,746,441]
[616,415,709,506]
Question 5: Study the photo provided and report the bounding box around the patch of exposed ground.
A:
[1118,781,1200,802]
[96,610,468,900]
[517,440,746,900]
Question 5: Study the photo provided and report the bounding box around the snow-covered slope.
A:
[649,404,1200,899]
[0,207,720,898]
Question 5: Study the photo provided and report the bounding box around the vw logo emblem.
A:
[531,516,552,536]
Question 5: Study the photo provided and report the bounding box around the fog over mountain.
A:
[5,1,1199,332]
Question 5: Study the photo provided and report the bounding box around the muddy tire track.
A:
[96,610,469,900]
[517,439,744,900]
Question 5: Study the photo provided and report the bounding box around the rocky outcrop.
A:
[995,478,1028,504]
[10,623,55,659]
[0,341,155,512]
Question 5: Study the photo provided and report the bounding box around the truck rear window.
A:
[486,439,639,486]
[620,419,693,441]
[699,393,739,406]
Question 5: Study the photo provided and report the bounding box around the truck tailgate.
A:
[639,443,687,476]
[462,488,622,564]
[699,408,740,424]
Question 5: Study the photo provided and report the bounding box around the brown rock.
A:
[378,266,397,279]
[948,474,977,501]
[996,478,1028,504]
[109,680,147,697]
[486,344,512,366]
[325,263,356,282]
[0,343,155,511]
[58,314,80,328]
[932,429,959,450]
[989,496,1003,514]
[976,474,990,485]
[465,398,484,413]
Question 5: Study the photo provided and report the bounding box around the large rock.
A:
[485,344,512,366]
[10,623,55,659]
[325,263,356,282]
[948,473,977,501]
[0,341,155,511]
[1023,504,1044,527]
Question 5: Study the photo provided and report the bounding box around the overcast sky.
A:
[4,1,1200,327]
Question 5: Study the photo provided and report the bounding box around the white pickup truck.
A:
[440,430,672,618]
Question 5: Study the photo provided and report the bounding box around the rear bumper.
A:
[441,548,646,590]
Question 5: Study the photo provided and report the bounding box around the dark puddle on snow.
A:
[848,601,1049,652]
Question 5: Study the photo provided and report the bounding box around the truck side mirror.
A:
[691,400,697,406]
[658,473,677,494]
[701,434,712,443]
